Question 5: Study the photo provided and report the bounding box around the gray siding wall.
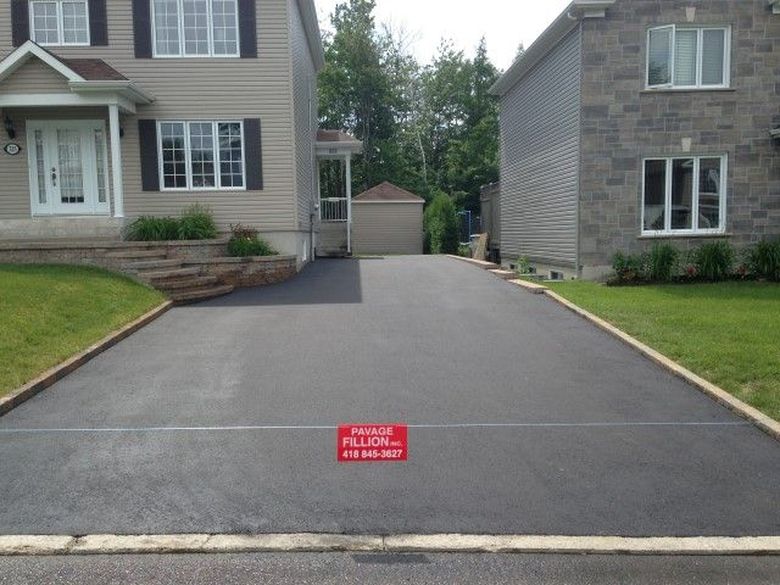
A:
[289,0,317,231]
[579,0,780,274]
[0,58,70,93]
[353,202,424,255]
[0,0,298,232]
[498,26,581,267]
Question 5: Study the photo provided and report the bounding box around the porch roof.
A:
[316,129,363,158]
[0,41,153,113]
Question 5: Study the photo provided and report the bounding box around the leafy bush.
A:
[647,243,679,282]
[178,204,218,240]
[424,193,459,254]
[748,239,780,281]
[126,205,218,242]
[516,256,531,275]
[227,224,278,257]
[694,241,734,281]
[457,244,472,258]
[611,251,648,284]
[125,216,180,241]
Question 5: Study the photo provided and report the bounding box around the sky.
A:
[314,0,571,71]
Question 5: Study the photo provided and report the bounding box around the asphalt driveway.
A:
[0,256,778,536]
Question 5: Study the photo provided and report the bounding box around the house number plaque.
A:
[3,143,21,156]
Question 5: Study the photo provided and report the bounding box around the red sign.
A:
[338,424,408,462]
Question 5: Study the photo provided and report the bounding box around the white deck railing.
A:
[320,198,349,222]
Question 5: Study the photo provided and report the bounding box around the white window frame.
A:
[646,25,731,90]
[641,155,728,237]
[157,120,246,192]
[29,0,90,47]
[151,0,240,58]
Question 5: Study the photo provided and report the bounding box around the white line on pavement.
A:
[0,421,750,434]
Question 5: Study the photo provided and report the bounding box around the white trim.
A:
[0,40,85,82]
[108,105,124,218]
[771,0,780,15]
[641,155,728,237]
[157,120,247,192]
[151,0,241,59]
[0,93,138,114]
[646,25,731,91]
[28,0,91,47]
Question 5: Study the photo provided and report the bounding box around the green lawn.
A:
[0,264,165,398]
[545,281,780,421]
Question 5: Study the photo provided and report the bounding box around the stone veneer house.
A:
[491,0,780,280]
[0,0,359,266]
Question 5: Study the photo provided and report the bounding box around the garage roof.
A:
[354,182,425,203]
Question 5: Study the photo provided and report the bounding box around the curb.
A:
[543,291,780,441]
[447,254,780,441]
[0,534,778,557]
[0,300,173,417]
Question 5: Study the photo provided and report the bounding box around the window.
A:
[30,0,89,46]
[152,0,239,57]
[642,156,727,235]
[158,121,245,191]
[647,26,729,89]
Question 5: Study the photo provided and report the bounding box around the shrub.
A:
[648,243,679,282]
[177,204,218,240]
[611,251,648,284]
[423,193,459,255]
[748,239,780,281]
[125,216,180,241]
[457,244,472,258]
[516,256,531,275]
[227,224,278,257]
[694,241,734,281]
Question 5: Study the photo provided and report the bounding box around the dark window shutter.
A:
[138,120,160,192]
[132,0,153,58]
[11,0,30,47]
[243,118,263,190]
[238,0,257,58]
[89,0,108,46]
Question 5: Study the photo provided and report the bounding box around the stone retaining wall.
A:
[183,256,298,288]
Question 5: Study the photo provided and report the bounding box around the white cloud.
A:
[314,0,571,71]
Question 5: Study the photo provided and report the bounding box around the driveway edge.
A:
[544,290,780,441]
[0,301,173,418]
[446,255,780,441]
[0,534,778,557]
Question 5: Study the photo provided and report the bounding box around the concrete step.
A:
[104,249,168,260]
[124,259,183,272]
[490,269,516,280]
[154,275,219,291]
[169,284,234,304]
[140,267,202,283]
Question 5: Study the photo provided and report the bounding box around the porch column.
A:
[345,154,352,254]
[108,104,124,218]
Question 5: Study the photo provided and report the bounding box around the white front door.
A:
[27,120,111,216]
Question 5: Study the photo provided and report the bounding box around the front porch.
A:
[315,130,362,257]
[0,41,152,239]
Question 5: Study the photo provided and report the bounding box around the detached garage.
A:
[352,182,425,255]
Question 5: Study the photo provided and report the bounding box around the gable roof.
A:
[354,182,425,203]
[297,0,326,71]
[490,0,616,96]
[0,41,152,104]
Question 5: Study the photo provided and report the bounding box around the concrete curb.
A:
[446,254,780,441]
[0,534,778,557]
[0,300,173,417]
[544,290,780,441]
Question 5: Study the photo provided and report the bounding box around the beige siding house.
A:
[0,0,354,266]
[352,182,424,256]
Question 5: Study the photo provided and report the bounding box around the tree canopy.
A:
[318,0,501,214]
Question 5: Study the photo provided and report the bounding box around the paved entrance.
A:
[0,257,778,536]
